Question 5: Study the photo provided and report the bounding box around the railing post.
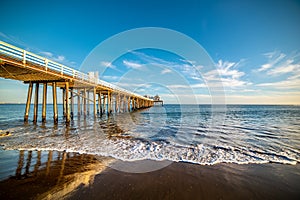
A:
[22,50,26,65]
[45,59,48,71]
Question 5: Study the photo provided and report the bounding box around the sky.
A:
[1,0,300,104]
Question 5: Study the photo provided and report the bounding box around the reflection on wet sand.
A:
[0,150,114,200]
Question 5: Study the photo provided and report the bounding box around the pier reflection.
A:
[0,150,114,200]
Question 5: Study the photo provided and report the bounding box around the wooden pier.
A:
[0,41,154,123]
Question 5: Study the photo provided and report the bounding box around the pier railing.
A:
[0,41,150,100]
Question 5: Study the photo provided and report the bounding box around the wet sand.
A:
[69,162,300,200]
[0,150,299,200]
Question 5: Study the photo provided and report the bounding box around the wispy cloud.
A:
[168,83,206,89]
[102,75,120,81]
[1,32,77,68]
[0,32,29,49]
[100,61,117,69]
[130,51,203,81]
[161,68,172,74]
[257,50,300,89]
[204,59,250,88]
[39,51,76,67]
[258,51,286,72]
[114,82,152,89]
[257,77,300,89]
[123,60,143,70]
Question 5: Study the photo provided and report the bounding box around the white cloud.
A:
[40,51,53,57]
[267,62,299,76]
[102,75,120,81]
[114,82,152,89]
[161,68,172,74]
[123,60,143,69]
[257,50,300,89]
[257,78,300,89]
[100,61,117,69]
[167,83,207,90]
[39,51,77,67]
[40,51,64,61]
[258,51,286,72]
[203,59,250,88]
[130,51,202,79]
[56,55,65,62]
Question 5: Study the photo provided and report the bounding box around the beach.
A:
[69,161,300,200]
[0,150,299,200]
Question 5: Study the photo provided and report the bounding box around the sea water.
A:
[0,104,300,179]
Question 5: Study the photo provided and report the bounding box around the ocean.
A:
[1,104,300,172]
[0,104,300,199]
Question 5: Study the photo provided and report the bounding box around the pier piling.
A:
[52,82,58,122]
[65,82,70,123]
[77,89,81,116]
[42,83,47,122]
[33,83,39,123]
[93,87,97,117]
[24,82,33,122]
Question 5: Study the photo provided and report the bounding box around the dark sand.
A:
[69,161,300,200]
[0,151,299,200]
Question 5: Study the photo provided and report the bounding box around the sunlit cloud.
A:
[161,68,172,74]
[258,51,286,72]
[204,59,250,88]
[256,50,300,90]
[100,61,117,69]
[123,60,143,70]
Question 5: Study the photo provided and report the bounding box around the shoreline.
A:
[68,161,300,200]
[0,149,299,200]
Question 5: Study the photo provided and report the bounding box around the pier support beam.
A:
[24,82,33,122]
[128,97,131,112]
[87,90,90,115]
[102,95,106,115]
[65,82,70,123]
[93,87,97,117]
[62,88,66,118]
[42,83,47,122]
[83,88,87,117]
[98,92,101,115]
[52,82,58,123]
[77,89,81,116]
[33,83,39,123]
[107,91,112,115]
[70,89,74,119]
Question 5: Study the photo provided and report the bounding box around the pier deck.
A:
[0,41,154,123]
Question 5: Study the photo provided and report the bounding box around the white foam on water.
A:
[1,128,298,166]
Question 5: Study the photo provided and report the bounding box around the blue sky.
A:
[1,0,300,104]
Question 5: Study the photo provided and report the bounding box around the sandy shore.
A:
[0,150,299,200]
[68,161,300,200]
